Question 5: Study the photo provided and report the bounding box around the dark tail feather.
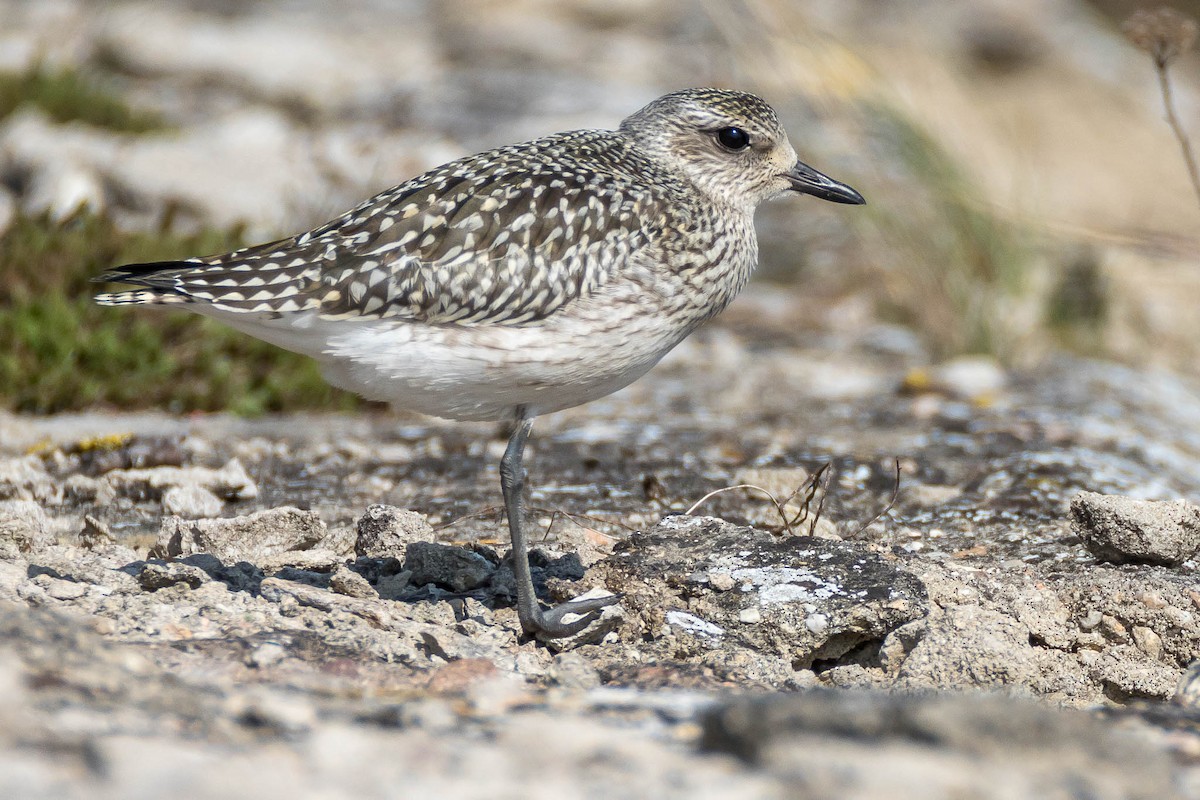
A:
[93,260,199,306]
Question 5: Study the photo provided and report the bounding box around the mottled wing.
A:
[96,132,669,326]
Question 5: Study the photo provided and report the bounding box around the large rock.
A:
[0,457,56,504]
[1071,492,1200,566]
[405,541,495,593]
[598,516,927,672]
[104,459,258,503]
[154,507,326,562]
[355,504,434,558]
[0,501,55,557]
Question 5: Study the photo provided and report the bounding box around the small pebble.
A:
[709,572,735,592]
[737,606,762,624]
[329,565,376,599]
[1131,626,1163,660]
[247,641,289,669]
[548,651,601,689]
[163,485,224,518]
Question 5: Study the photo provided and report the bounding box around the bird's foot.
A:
[521,592,623,639]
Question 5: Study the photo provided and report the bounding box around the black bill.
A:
[784,161,865,205]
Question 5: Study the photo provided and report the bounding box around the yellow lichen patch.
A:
[901,368,933,393]
[23,438,57,456]
[71,433,135,453]
[972,393,997,409]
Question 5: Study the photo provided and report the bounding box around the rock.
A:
[355,505,434,558]
[1071,492,1200,566]
[374,570,413,600]
[97,4,441,112]
[329,565,375,599]
[315,525,357,558]
[227,688,316,736]
[548,653,601,690]
[78,515,115,549]
[104,459,258,503]
[1087,645,1179,700]
[153,507,326,562]
[246,641,289,670]
[700,691,1175,800]
[931,356,1008,400]
[599,516,926,669]
[1173,660,1200,707]
[0,500,55,557]
[63,474,116,506]
[22,155,106,219]
[162,485,224,518]
[894,605,1041,690]
[34,574,88,601]
[135,561,210,591]
[405,541,495,593]
[0,457,56,503]
[258,550,346,572]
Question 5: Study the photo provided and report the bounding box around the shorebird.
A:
[95,88,864,639]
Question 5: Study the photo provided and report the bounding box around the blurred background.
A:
[0,0,1196,415]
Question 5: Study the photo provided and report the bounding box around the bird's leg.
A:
[500,413,619,638]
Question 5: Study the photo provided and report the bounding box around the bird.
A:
[94,88,865,639]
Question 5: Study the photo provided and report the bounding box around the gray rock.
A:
[405,541,495,593]
[63,474,116,506]
[547,651,601,689]
[78,515,115,550]
[355,504,434,558]
[1087,645,1179,701]
[374,570,413,600]
[104,458,258,503]
[135,561,210,591]
[894,605,1040,690]
[329,565,375,599]
[246,641,289,670]
[162,485,224,518]
[154,507,326,562]
[0,457,56,503]
[701,691,1175,800]
[0,500,55,557]
[227,688,316,736]
[599,516,926,669]
[1071,492,1200,566]
[1173,660,1200,708]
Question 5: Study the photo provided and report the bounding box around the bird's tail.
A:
[93,261,203,307]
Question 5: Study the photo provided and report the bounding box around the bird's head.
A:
[619,88,864,212]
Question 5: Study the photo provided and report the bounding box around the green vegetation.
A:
[0,63,165,132]
[0,210,360,415]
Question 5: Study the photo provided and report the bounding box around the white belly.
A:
[213,294,697,421]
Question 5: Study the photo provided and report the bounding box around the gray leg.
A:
[500,413,619,638]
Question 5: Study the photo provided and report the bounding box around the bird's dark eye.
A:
[715,127,751,151]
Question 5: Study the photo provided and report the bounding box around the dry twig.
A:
[1124,7,1200,210]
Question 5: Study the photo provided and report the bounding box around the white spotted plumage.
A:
[95,88,864,421]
